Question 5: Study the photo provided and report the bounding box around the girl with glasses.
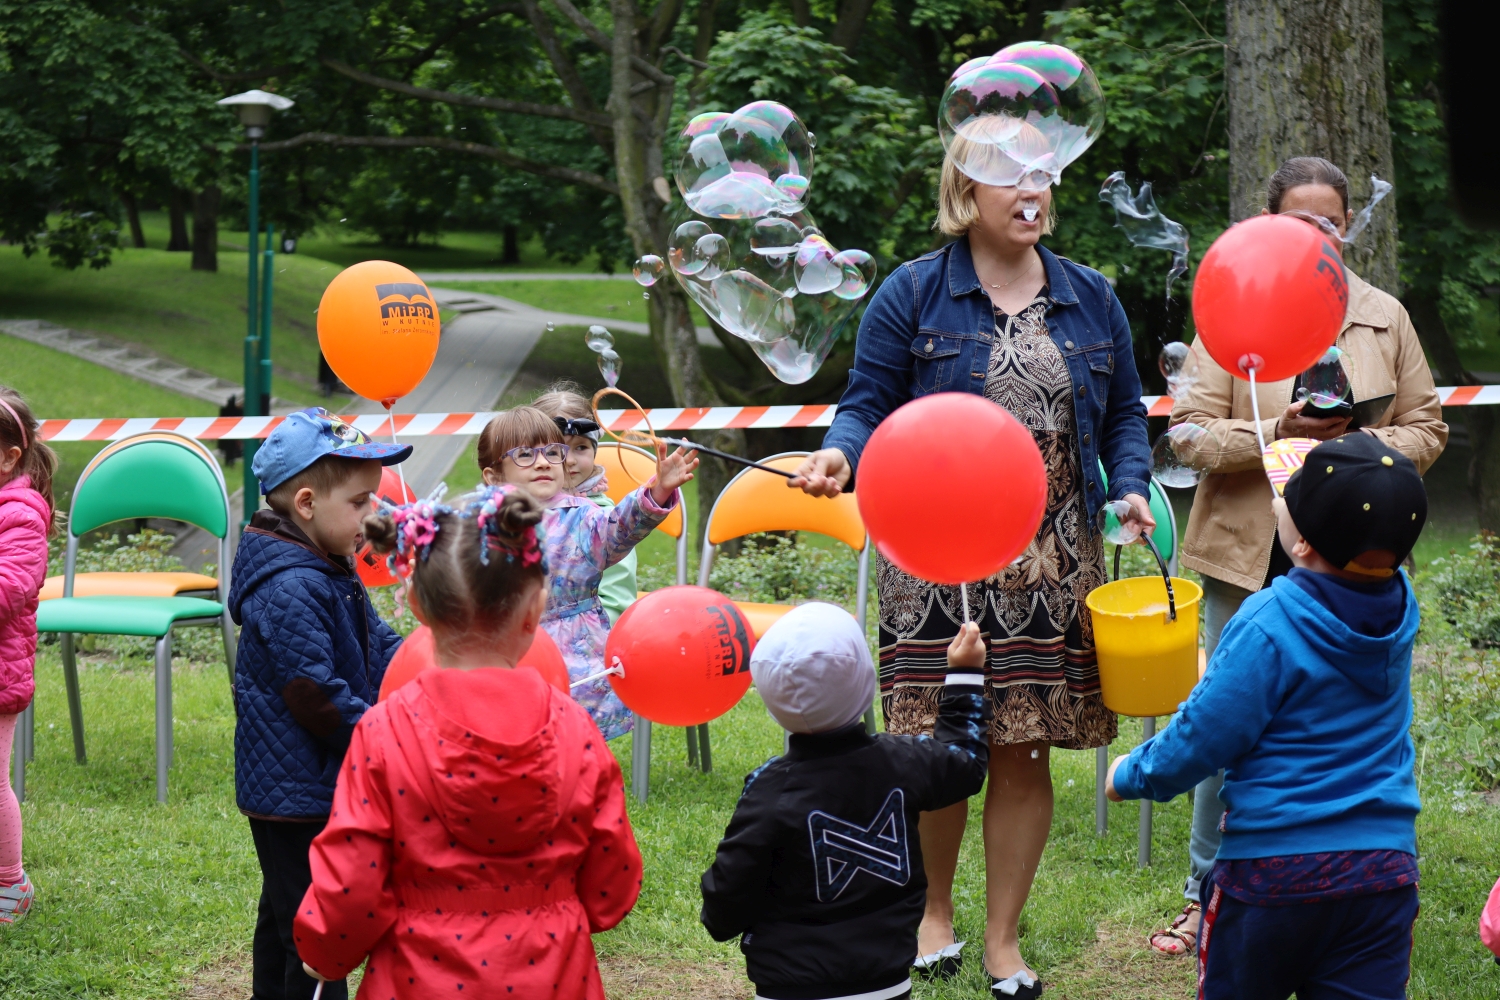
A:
[476,406,698,739]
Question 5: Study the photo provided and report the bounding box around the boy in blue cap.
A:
[1107,433,1427,1000]
[229,408,410,1000]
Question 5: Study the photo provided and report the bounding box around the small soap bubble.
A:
[596,347,621,388]
[831,249,877,301]
[694,233,732,281]
[585,325,615,353]
[795,235,842,295]
[670,220,712,275]
[750,217,801,263]
[1152,423,1213,488]
[1158,341,1199,399]
[1030,748,1039,759]
[642,291,650,300]
[1097,499,1144,546]
[1296,346,1350,409]
[632,254,666,286]
[545,322,555,332]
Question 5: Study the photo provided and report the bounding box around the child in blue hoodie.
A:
[1107,433,1426,1000]
[229,408,410,1000]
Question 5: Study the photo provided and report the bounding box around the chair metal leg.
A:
[630,714,651,803]
[23,701,33,763]
[686,725,699,768]
[155,632,173,804]
[60,634,86,764]
[1096,746,1108,837]
[1137,716,1156,867]
[10,712,23,806]
[221,611,237,687]
[698,723,712,773]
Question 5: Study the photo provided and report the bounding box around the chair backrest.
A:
[1096,460,1177,562]
[71,434,230,539]
[594,442,684,539]
[704,452,866,551]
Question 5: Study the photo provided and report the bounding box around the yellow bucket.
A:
[1086,575,1202,718]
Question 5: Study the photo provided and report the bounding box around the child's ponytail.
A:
[0,386,58,535]
[363,485,547,656]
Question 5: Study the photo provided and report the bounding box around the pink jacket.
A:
[0,476,49,714]
[1482,876,1500,958]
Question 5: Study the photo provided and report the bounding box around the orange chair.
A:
[588,443,690,802]
[694,452,874,771]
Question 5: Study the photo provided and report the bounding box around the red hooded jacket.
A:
[294,665,642,998]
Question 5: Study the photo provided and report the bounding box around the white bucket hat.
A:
[750,602,876,735]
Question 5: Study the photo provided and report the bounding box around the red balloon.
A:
[857,393,1046,585]
[378,624,569,701]
[1191,214,1349,382]
[604,586,754,726]
[356,467,417,588]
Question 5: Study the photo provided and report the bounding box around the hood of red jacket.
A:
[0,475,51,526]
[399,666,576,855]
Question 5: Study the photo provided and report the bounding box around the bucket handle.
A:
[1111,535,1177,622]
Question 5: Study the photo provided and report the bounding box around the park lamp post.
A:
[218,90,294,529]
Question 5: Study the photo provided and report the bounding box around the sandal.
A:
[983,963,1041,999]
[1148,901,1201,957]
[914,931,963,980]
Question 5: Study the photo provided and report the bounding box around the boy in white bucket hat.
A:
[700,602,990,1000]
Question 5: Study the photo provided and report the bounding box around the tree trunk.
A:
[790,0,810,28]
[829,0,876,52]
[167,188,192,251]
[191,186,220,272]
[502,224,520,264]
[120,190,146,249]
[1225,0,1399,294]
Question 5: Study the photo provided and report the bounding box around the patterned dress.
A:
[878,288,1116,749]
[539,487,672,740]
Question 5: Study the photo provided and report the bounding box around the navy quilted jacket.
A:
[230,510,402,818]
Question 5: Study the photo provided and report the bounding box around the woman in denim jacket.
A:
[791,146,1154,998]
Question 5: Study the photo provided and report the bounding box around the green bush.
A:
[638,533,860,608]
[1419,533,1500,647]
[1412,645,1500,800]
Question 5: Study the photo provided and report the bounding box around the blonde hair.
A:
[476,406,563,473]
[531,380,591,421]
[935,128,1058,238]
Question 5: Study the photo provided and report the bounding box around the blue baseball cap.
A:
[253,407,412,494]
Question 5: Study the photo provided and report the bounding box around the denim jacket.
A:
[823,238,1152,529]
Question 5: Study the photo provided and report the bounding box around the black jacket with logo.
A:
[700,676,990,1000]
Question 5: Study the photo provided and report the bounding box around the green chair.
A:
[35,433,235,803]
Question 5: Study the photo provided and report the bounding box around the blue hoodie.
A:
[1111,572,1421,858]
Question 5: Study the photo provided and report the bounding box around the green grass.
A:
[0,244,330,402]
[0,334,220,510]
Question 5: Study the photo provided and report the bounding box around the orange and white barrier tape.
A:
[33,389,1490,442]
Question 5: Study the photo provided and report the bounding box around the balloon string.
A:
[1246,367,1277,498]
[387,405,409,500]
[960,582,971,624]
[570,662,625,690]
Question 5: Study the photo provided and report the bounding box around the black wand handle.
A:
[656,437,796,479]
[1140,533,1177,622]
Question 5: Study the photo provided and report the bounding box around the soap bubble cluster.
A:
[1296,346,1349,409]
[1100,171,1190,302]
[584,325,620,387]
[660,100,877,385]
[1158,341,1199,400]
[940,41,1105,190]
[675,102,813,219]
[1151,423,1214,488]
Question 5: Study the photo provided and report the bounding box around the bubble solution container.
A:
[1086,571,1202,718]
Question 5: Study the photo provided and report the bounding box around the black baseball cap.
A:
[1282,433,1427,572]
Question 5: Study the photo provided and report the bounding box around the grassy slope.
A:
[0,335,220,510]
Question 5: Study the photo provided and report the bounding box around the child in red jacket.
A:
[0,387,54,925]
[294,484,642,998]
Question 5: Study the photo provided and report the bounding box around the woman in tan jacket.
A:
[1148,156,1448,956]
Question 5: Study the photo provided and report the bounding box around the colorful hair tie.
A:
[0,397,28,449]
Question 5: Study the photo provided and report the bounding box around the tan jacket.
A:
[1171,271,1448,591]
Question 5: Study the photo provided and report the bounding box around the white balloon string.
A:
[312,983,323,1000]
[960,582,971,624]
[1246,367,1277,498]
[387,405,408,499]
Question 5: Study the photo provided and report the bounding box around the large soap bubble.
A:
[675,101,813,220]
[1151,423,1215,488]
[939,41,1104,190]
[1158,341,1199,400]
[1296,346,1350,409]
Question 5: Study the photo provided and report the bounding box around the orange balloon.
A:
[317,260,441,406]
[356,466,417,588]
[604,586,754,726]
[378,625,569,701]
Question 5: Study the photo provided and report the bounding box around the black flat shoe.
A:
[913,934,963,981]
[983,963,1042,999]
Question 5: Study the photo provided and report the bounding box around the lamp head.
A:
[217,90,295,137]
